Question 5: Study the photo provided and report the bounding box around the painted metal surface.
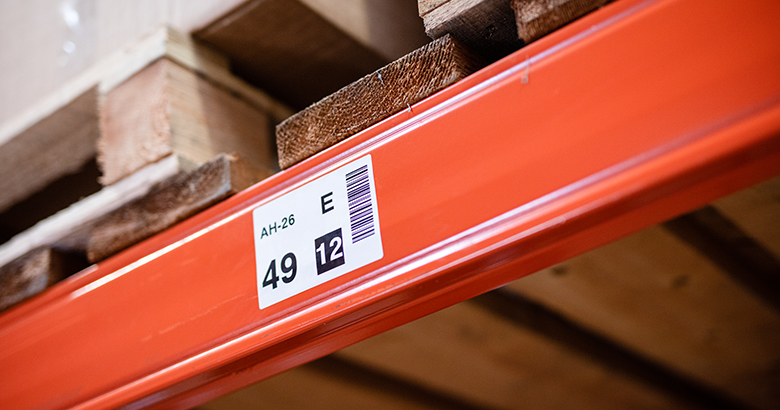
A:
[2,0,780,408]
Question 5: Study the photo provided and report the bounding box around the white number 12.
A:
[316,236,343,265]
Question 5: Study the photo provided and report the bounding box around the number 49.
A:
[263,252,297,289]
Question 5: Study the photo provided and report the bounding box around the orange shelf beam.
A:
[1,0,780,408]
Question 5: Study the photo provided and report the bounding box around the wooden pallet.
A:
[0,27,287,310]
[0,0,426,312]
[0,0,428,316]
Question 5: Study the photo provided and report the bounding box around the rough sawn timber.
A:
[276,34,481,170]
[0,89,99,215]
[0,248,86,311]
[87,154,265,263]
[0,156,182,271]
[510,0,614,43]
[418,0,451,16]
[98,58,276,185]
[0,27,290,215]
[421,0,523,62]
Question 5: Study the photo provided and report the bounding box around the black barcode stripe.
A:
[346,165,375,243]
[352,218,373,231]
[350,207,372,221]
[348,201,372,217]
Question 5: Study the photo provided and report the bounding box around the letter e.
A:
[321,192,334,214]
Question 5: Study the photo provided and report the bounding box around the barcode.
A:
[345,165,375,243]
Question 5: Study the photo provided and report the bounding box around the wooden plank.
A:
[1,0,419,129]
[0,156,181,269]
[0,153,267,297]
[97,28,292,124]
[0,248,87,312]
[0,27,289,214]
[0,26,284,270]
[87,154,267,263]
[510,0,613,43]
[504,226,780,410]
[98,57,276,185]
[0,159,101,245]
[419,0,452,16]
[304,356,491,410]
[712,175,780,259]
[0,89,98,214]
[336,299,698,410]
[161,28,293,124]
[195,0,388,109]
[421,0,523,62]
[276,34,481,169]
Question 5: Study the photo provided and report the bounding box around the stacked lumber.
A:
[0,27,286,311]
[273,0,620,170]
[276,34,482,169]
[0,1,430,311]
[87,154,261,262]
[418,0,616,62]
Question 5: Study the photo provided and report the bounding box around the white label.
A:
[252,156,383,309]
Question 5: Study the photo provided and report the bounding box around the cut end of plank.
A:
[0,248,87,312]
[87,154,268,263]
[98,57,276,186]
[276,34,482,170]
[98,59,174,186]
[511,0,613,43]
[423,0,524,62]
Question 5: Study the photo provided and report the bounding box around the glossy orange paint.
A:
[2,0,780,408]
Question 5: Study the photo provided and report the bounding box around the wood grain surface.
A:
[0,89,98,214]
[0,248,86,312]
[98,58,275,185]
[87,154,266,262]
[276,34,481,169]
[422,0,523,61]
[0,156,181,270]
[511,0,613,42]
[419,0,452,16]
